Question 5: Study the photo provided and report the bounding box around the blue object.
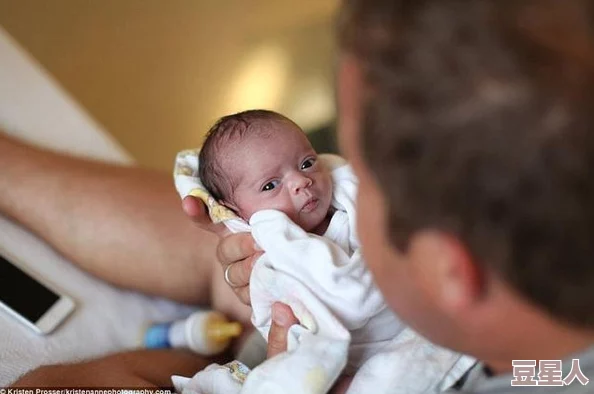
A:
[144,322,172,349]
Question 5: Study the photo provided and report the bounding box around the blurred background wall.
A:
[0,0,339,170]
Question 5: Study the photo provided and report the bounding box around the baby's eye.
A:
[261,180,279,192]
[301,158,316,170]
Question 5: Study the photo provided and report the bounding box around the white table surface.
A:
[0,26,195,384]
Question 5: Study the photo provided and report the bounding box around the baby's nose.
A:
[290,173,313,194]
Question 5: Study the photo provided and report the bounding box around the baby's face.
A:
[221,123,333,232]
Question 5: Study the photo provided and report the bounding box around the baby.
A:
[173,110,474,394]
[198,109,334,237]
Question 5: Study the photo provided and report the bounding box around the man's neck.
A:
[486,325,594,375]
[478,294,594,375]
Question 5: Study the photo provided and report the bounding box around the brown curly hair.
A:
[339,0,594,327]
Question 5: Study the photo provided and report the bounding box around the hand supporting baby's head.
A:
[199,110,334,233]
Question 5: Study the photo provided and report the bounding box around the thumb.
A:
[181,195,207,222]
[267,303,299,359]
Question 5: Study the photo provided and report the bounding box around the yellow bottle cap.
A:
[206,321,242,342]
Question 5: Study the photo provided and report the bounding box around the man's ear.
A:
[408,230,485,314]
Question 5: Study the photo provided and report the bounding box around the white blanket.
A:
[173,153,475,393]
[248,163,402,373]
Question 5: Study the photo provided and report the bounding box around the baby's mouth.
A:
[301,197,319,213]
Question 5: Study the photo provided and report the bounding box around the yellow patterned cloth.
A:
[173,149,239,224]
[223,360,250,384]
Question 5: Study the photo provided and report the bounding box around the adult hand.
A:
[266,302,299,358]
[11,349,217,388]
[182,195,254,322]
[265,303,352,394]
[216,231,263,305]
[181,195,208,222]
[182,195,229,237]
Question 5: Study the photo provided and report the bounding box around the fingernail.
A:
[272,304,289,326]
[253,242,263,251]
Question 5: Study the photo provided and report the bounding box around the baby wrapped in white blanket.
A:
[173,110,475,394]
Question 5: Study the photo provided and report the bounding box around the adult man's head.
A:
[337,0,594,372]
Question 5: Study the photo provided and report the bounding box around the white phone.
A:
[0,248,75,335]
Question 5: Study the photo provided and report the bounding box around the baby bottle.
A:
[144,310,242,355]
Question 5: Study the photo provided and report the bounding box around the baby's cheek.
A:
[262,196,296,218]
[322,175,333,200]
[237,200,261,221]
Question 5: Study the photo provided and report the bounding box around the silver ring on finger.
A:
[224,264,241,288]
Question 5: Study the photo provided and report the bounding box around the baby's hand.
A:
[217,232,262,305]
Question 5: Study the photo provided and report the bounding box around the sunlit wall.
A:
[0,0,339,170]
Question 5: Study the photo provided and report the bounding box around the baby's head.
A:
[199,110,333,232]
